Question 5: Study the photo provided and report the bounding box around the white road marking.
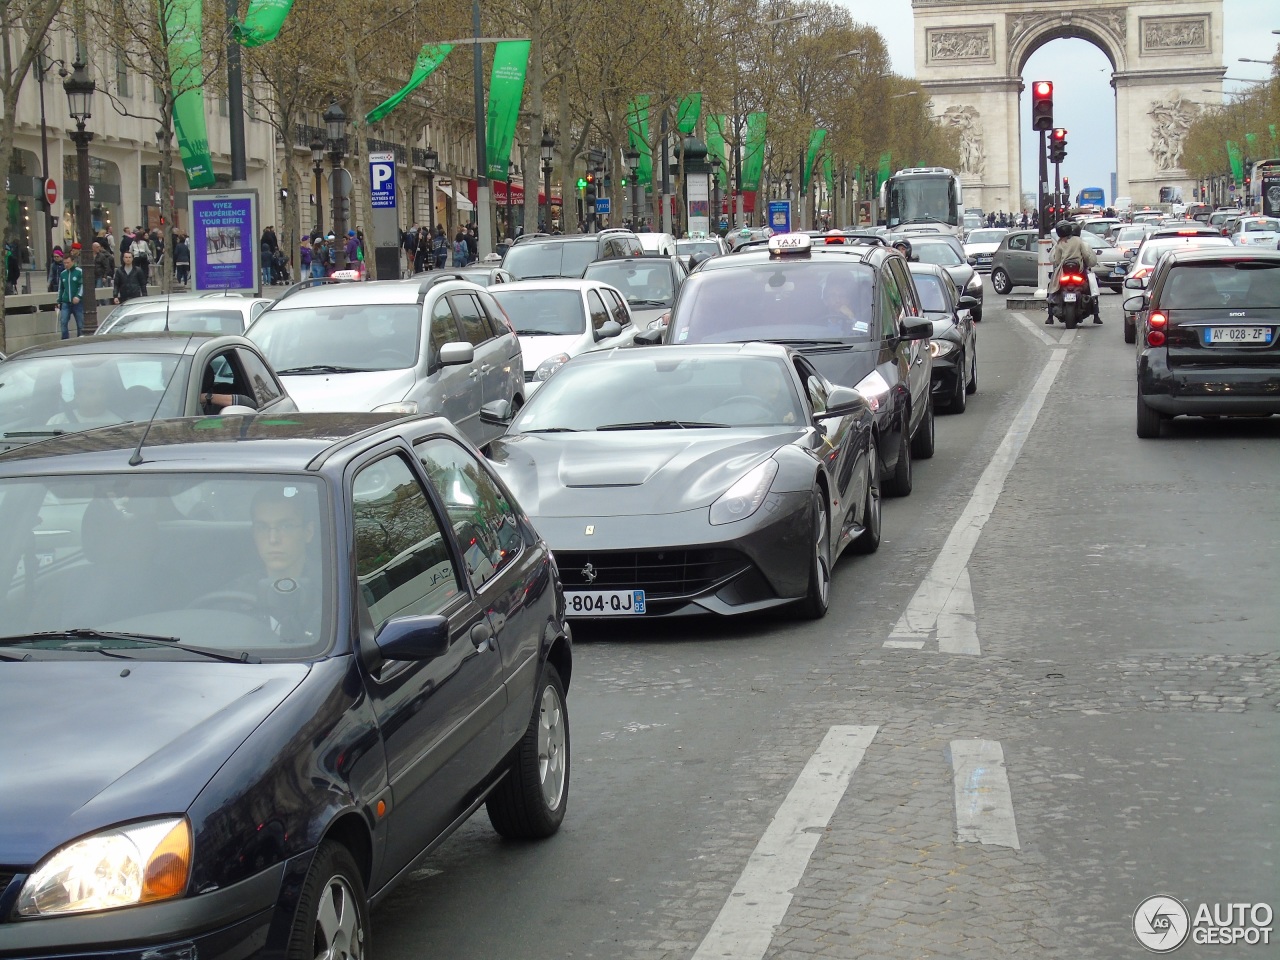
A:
[950,739,1021,849]
[691,725,878,960]
[1008,311,1060,347]
[886,347,1069,653]
[883,639,925,650]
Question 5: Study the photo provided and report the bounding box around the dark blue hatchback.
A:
[0,413,571,959]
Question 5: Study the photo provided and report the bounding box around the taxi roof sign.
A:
[768,232,812,256]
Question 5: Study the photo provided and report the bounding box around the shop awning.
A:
[467,179,561,206]
[437,183,474,212]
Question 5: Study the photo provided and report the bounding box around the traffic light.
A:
[1031,80,1054,131]
[1062,176,1070,197]
[1049,128,1068,163]
[585,172,595,187]
[621,175,628,187]
[1244,175,1251,190]
[576,176,587,190]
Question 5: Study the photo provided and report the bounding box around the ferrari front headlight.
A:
[709,459,778,525]
[17,818,191,918]
[853,370,892,413]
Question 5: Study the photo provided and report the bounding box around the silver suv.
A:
[247,276,525,446]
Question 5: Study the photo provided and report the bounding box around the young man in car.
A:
[231,485,322,643]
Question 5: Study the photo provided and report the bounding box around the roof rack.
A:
[414,272,473,303]
[273,275,343,304]
[597,227,635,236]
[510,232,551,246]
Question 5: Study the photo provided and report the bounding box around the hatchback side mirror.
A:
[438,341,474,366]
[1122,295,1147,312]
[957,295,979,309]
[594,319,622,341]
[480,398,512,425]
[375,615,450,661]
[820,385,868,420]
[1124,276,1145,290]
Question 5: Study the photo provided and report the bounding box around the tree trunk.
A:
[524,11,544,235]
[343,37,376,278]
[557,78,574,231]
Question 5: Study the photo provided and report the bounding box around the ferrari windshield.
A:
[669,262,876,344]
[511,353,805,431]
[0,473,332,660]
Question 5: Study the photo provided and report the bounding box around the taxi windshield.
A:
[670,261,876,344]
[0,474,332,661]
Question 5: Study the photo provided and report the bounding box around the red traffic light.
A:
[586,172,595,184]
[1032,80,1054,131]
[1051,127,1067,141]
[1034,81,1052,98]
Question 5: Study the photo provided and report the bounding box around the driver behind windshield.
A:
[230,485,322,642]
[820,275,872,339]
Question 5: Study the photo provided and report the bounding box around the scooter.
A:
[1048,259,1093,330]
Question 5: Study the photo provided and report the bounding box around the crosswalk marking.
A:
[691,725,878,960]
[951,739,1021,849]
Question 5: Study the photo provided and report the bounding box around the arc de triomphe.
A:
[913,0,1225,213]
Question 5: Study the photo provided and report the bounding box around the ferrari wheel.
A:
[850,437,881,555]
[795,491,831,619]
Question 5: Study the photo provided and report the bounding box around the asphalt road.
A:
[372,280,1280,959]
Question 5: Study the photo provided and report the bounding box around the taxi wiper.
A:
[769,338,849,347]
[516,329,572,336]
[4,429,66,438]
[275,364,372,375]
[596,420,729,430]
[627,298,670,307]
[522,427,580,433]
[0,629,260,664]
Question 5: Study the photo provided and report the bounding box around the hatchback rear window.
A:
[1163,262,1280,309]
[503,241,597,279]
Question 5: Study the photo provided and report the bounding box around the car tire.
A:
[991,268,1012,294]
[1123,316,1136,344]
[948,359,967,413]
[486,663,569,839]
[849,439,881,555]
[883,411,913,497]
[966,344,978,395]
[795,491,831,619]
[286,841,369,960]
[1136,394,1166,439]
[910,395,935,459]
[971,304,982,323]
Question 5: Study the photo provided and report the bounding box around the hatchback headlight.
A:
[373,401,419,414]
[709,459,778,525]
[18,818,191,918]
[965,273,983,291]
[853,369,892,413]
[930,339,958,359]
[535,353,571,382]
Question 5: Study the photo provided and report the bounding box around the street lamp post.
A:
[624,148,640,226]
[710,154,722,234]
[540,130,555,232]
[324,99,348,271]
[505,160,515,240]
[63,60,97,333]
[424,146,439,241]
[35,50,65,286]
[310,139,324,236]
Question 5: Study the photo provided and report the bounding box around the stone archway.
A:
[913,0,1225,212]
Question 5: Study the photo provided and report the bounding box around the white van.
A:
[636,232,678,257]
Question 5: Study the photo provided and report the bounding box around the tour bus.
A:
[880,167,964,238]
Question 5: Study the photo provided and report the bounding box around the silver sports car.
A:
[484,342,881,619]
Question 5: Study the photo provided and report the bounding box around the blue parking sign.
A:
[369,151,396,209]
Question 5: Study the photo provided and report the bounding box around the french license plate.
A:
[1204,327,1273,344]
[565,589,647,616]
[1063,293,1077,302]
[1111,267,1125,276]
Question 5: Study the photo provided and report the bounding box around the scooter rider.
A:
[1046,220,1099,325]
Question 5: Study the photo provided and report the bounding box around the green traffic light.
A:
[576,177,587,190]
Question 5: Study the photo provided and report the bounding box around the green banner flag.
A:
[802,128,827,190]
[1271,124,1278,152]
[367,43,453,125]
[1226,141,1244,181]
[876,152,892,190]
[742,112,767,193]
[1245,132,1258,159]
[677,94,702,135]
[166,0,215,189]
[823,155,834,198]
[234,0,294,47]
[706,114,727,185]
[485,40,531,181]
[627,97,653,188]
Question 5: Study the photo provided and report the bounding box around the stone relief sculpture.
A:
[1008,10,1127,52]
[1143,18,1207,50]
[1148,95,1197,172]
[928,29,992,61]
[941,105,985,178]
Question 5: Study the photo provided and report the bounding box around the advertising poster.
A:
[189,190,260,294]
[687,176,710,236]
[1261,175,1280,219]
[769,200,792,234]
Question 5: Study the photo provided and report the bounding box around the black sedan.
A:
[0,333,295,453]
[903,236,984,321]
[0,413,571,959]
[909,262,979,413]
[660,232,935,498]
[485,342,881,620]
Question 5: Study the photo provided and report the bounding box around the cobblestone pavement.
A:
[373,286,1279,960]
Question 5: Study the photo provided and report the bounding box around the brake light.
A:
[1147,329,1166,347]
[824,235,846,245]
[1148,312,1166,328]
[1176,229,1200,235]
[1146,312,1167,347]
[1062,273,1085,284]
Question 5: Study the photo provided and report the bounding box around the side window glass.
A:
[451,293,491,347]
[352,454,464,628]
[586,291,610,331]
[1008,234,1027,252]
[415,437,523,591]
[805,374,828,415]
[477,291,508,337]
[208,353,236,389]
[429,297,459,361]
[890,260,921,316]
[880,269,904,339]
[236,348,282,406]
[606,289,630,326]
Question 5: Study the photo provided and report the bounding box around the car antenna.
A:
[128,333,193,466]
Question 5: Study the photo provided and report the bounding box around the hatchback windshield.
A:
[489,289,585,336]
[966,230,1006,245]
[0,353,185,442]
[503,240,597,280]
[582,261,676,307]
[512,354,804,431]
[1243,219,1280,232]
[249,304,422,373]
[107,309,247,335]
[912,243,963,266]
[669,262,877,344]
[1162,262,1280,308]
[0,473,331,660]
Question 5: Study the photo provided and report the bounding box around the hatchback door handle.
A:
[468,370,480,380]
[480,364,492,373]
[470,621,493,650]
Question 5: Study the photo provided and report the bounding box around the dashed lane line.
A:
[950,739,1021,849]
[690,725,879,960]
[885,343,1070,653]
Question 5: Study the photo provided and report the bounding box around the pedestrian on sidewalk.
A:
[56,243,85,339]
[112,250,148,305]
[47,247,64,293]
[93,241,114,288]
[173,234,190,285]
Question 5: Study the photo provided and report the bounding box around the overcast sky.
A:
[834,0,1278,206]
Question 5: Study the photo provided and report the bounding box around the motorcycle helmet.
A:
[892,238,913,260]
[1071,221,1083,236]
[1055,221,1074,239]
